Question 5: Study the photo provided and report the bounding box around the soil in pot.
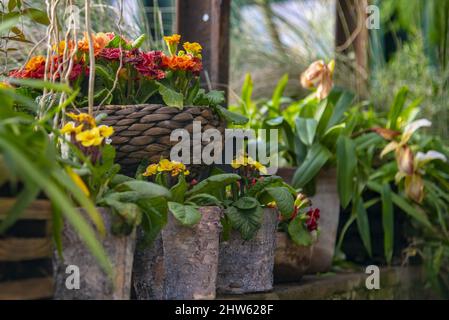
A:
[274,232,313,283]
[53,208,136,300]
[217,208,278,294]
[162,206,222,300]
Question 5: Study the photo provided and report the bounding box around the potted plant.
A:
[53,112,171,300]
[137,159,240,300]
[274,193,320,283]
[229,61,356,273]
[216,155,295,294]
[9,33,246,176]
[0,80,112,299]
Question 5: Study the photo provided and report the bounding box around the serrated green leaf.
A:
[288,216,313,246]
[225,202,263,240]
[168,202,201,226]
[265,187,294,218]
[158,84,184,109]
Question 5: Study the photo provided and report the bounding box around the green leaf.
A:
[8,0,17,12]
[271,74,288,112]
[265,187,294,218]
[170,174,187,203]
[355,196,372,257]
[233,196,259,210]
[336,136,357,208]
[246,175,283,197]
[158,84,184,109]
[0,184,39,233]
[225,202,263,240]
[23,8,50,25]
[381,184,394,265]
[292,144,331,188]
[288,216,313,246]
[295,117,318,146]
[215,105,249,125]
[387,87,408,130]
[186,173,240,198]
[186,193,221,206]
[168,202,201,226]
[131,34,147,49]
[327,91,355,130]
[205,90,225,106]
[367,181,432,228]
[115,180,171,199]
[138,197,168,247]
[7,78,72,93]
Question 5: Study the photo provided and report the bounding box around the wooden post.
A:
[335,0,369,96]
[176,0,231,97]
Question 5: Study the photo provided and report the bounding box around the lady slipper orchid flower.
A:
[300,59,335,100]
[380,119,432,175]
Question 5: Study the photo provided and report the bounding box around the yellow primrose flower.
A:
[267,201,277,208]
[231,155,248,169]
[253,161,268,175]
[157,159,174,172]
[67,112,97,127]
[60,122,84,135]
[164,34,181,45]
[143,164,159,177]
[98,125,114,138]
[164,34,181,56]
[171,161,189,176]
[183,42,202,57]
[76,127,103,147]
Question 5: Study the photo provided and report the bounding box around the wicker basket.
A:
[86,105,226,175]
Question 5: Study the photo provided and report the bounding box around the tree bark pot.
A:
[162,206,222,300]
[274,232,313,283]
[217,208,278,294]
[53,208,136,300]
[84,105,225,176]
[132,232,165,300]
[277,167,339,274]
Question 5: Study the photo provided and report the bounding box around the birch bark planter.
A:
[162,206,222,300]
[217,208,278,294]
[0,198,54,300]
[277,167,339,273]
[132,232,165,300]
[274,232,313,283]
[53,208,136,300]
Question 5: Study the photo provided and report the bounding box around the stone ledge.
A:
[218,267,436,300]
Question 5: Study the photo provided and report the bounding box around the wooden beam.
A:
[176,0,231,97]
[0,277,54,300]
[335,0,369,95]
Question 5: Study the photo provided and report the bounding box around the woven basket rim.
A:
[93,104,211,110]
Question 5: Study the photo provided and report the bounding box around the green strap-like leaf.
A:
[292,144,331,188]
[336,136,357,208]
[381,184,394,265]
[295,117,318,146]
[355,196,372,257]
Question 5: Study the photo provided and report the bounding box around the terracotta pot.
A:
[277,167,339,273]
[132,232,165,300]
[274,232,313,283]
[53,208,136,300]
[217,208,278,294]
[83,105,225,176]
[0,198,54,300]
[162,206,222,300]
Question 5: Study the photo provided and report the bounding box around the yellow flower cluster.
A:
[143,159,190,177]
[231,155,268,175]
[60,113,114,147]
[183,42,202,58]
